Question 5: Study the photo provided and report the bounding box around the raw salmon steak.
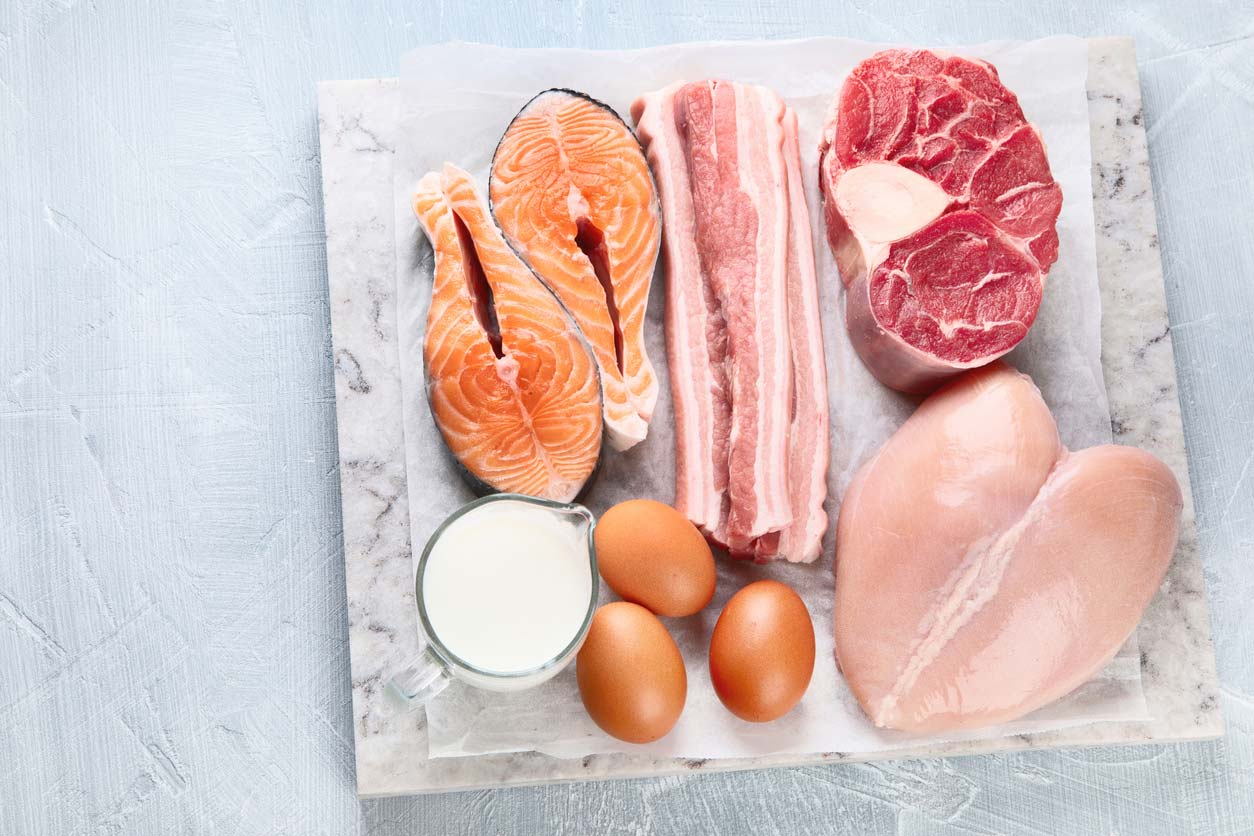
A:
[414,164,603,502]
[490,90,661,451]
[835,362,1181,733]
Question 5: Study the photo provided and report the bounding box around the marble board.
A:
[317,37,1222,798]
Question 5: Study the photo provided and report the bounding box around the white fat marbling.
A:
[317,38,1221,797]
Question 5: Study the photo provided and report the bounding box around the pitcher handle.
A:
[385,645,452,712]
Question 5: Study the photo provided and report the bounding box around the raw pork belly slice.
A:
[819,50,1063,393]
[490,90,661,451]
[835,362,1181,733]
[415,164,604,502]
[633,81,829,563]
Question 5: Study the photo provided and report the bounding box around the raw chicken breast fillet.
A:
[834,362,1181,733]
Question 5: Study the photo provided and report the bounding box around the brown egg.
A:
[593,499,716,617]
[576,602,687,743]
[709,579,816,722]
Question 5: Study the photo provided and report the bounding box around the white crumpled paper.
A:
[390,36,1143,760]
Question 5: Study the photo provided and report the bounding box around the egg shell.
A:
[576,602,687,743]
[593,499,716,617]
[709,579,816,723]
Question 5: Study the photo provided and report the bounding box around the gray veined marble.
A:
[317,37,1221,798]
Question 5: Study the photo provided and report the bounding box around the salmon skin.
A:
[490,89,661,451]
[413,164,604,503]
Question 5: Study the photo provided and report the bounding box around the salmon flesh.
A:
[490,89,661,451]
[414,164,604,502]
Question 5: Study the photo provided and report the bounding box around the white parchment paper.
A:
[391,36,1141,760]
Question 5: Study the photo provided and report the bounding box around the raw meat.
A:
[490,89,661,451]
[819,50,1063,393]
[834,362,1181,733]
[768,108,830,563]
[633,81,829,563]
[414,164,603,502]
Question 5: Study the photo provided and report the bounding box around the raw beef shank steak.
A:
[819,49,1063,393]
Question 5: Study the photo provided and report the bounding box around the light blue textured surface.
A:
[1,2,1251,834]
